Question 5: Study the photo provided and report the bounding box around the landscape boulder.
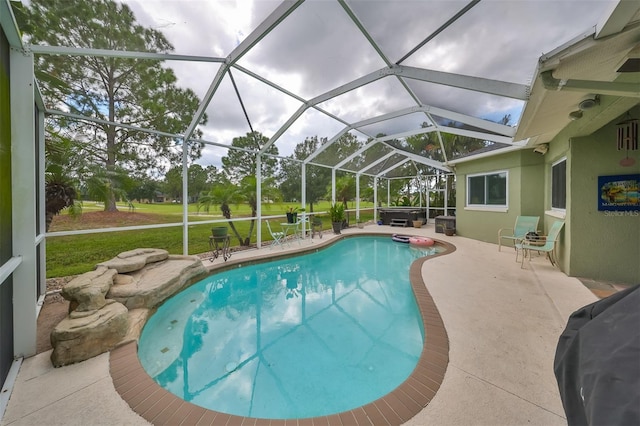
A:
[50,249,208,367]
[107,255,207,309]
[96,248,169,273]
[61,266,117,315]
[50,301,128,367]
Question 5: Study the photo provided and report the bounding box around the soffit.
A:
[516,21,640,145]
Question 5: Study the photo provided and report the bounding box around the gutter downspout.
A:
[540,70,640,97]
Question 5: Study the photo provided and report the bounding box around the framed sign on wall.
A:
[598,174,640,211]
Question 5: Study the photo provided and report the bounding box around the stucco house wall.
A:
[454,150,544,245]
[568,106,640,284]
[539,135,570,271]
[454,106,639,285]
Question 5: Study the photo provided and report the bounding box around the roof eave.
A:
[514,0,640,145]
[446,143,528,166]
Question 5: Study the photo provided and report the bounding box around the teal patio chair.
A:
[266,220,287,249]
[516,220,565,268]
[498,215,540,251]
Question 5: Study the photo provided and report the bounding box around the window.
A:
[467,171,508,207]
[552,158,566,210]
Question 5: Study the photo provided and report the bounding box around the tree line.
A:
[16,0,500,234]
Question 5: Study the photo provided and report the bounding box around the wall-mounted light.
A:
[568,95,599,121]
[578,94,599,111]
[533,144,548,155]
[569,110,583,121]
[616,112,638,167]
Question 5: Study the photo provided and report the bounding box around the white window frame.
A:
[466,170,509,211]
[551,157,567,213]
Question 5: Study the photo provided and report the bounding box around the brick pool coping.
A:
[110,235,455,425]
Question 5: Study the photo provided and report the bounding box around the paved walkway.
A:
[1,224,597,425]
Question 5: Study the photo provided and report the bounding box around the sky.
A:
[119,0,617,168]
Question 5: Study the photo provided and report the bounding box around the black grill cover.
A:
[554,284,640,426]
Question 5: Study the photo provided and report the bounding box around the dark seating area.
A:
[435,215,456,233]
[378,207,428,227]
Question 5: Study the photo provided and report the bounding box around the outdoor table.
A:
[280,222,299,240]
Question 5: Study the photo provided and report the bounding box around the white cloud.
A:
[122,0,616,167]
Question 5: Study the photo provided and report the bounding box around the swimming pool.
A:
[138,236,442,419]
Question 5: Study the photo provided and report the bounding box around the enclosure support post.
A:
[301,162,306,237]
[331,168,336,204]
[355,173,360,221]
[387,180,391,207]
[444,172,449,216]
[426,175,431,221]
[418,172,423,208]
[37,107,46,297]
[256,155,262,249]
[181,138,189,255]
[10,48,37,357]
[373,176,378,223]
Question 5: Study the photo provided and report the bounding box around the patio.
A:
[1,223,598,425]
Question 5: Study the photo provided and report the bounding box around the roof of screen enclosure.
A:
[12,0,632,180]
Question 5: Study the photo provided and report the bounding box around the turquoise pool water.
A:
[138,236,440,419]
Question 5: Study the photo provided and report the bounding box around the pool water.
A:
[138,236,440,419]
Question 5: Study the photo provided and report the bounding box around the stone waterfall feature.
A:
[50,248,208,367]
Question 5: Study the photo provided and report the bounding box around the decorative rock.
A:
[121,308,151,345]
[96,248,169,273]
[107,255,207,310]
[50,301,128,367]
[50,249,208,367]
[61,266,117,315]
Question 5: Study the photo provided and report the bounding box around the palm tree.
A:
[45,177,78,231]
[240,176,281,246]
[81,165,131,209]
[199,183,243,244]
[199,176,281,246]
[44,130,82,231]
[334,175,355,209]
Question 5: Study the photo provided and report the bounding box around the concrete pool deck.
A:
[1,223,598,425]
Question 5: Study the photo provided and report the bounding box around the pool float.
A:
[391,234,411,243]
[409,236,435,247]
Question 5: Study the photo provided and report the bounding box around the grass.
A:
[46,201,375,278]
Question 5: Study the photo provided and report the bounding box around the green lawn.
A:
[46,201,375,278]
